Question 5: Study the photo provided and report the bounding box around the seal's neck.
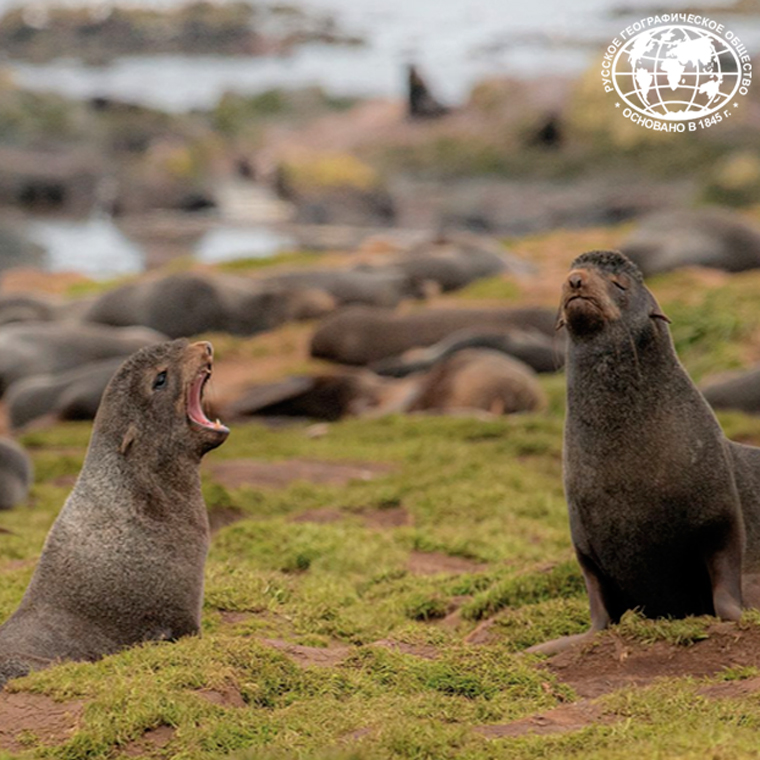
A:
[80,429,203,517]
[566,319,696,430]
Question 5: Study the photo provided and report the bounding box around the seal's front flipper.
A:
[525,630,598,656]
[707,530,744,621]
[526,557,612,656]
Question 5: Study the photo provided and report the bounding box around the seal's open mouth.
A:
[187,368,229,434]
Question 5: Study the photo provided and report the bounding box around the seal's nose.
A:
[568,272,585,290]
[191,341,214,360]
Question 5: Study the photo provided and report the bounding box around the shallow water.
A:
[194,226,295,265]
[26,214,145,278]
[6,0,759,277]
[4,0,753,111]
[23,214,295,278]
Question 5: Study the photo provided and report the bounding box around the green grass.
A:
[6,235,760,758]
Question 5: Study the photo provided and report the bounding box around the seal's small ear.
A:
[120,424,138,456]
[555,315,566,331]
[650,311,672,324]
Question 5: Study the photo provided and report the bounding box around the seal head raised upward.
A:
[0,339,229,688]
[558,250,669,339]
[94,338,229,463]
[528,250,760,656]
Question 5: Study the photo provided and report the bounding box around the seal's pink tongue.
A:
[188,373,229,433]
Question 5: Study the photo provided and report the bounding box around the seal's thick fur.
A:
[0,339,228,686]
[530,250,760,654]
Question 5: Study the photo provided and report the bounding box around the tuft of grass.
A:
[461,562,585,621]
[614,611,712,646]
[11,230,760,758]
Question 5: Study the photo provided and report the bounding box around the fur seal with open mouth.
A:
[0,339,229,686]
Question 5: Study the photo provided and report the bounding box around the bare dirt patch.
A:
[291,507,344,524]
[2,268,91,295]
[1,558,34,572]
[260,638,351,668]
[292,505,412,529]
[205,458,394,490]
[463,616,500,644]
[407,551,487,576]
[0,692,83,752]
[544,623,760,699]
[218,611,254,626]
[698,675,760,700]
[196,685,246,709]
[478,625,760,740]
[207,505,248,533]
[122,725,175,757]
[475,699,611,738]
[359,506,412,529]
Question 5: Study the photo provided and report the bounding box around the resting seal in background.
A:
[621,208,760,277]
[5,358,125,430]
[83,272,334,339]
[0,322,165,395]
[226,348,545,421]
[0,438,32,510]
[701,366,760,415]
[529,250,760,655]
[310,305,559,366]
[370,326,562,377]
[0,340,229,687]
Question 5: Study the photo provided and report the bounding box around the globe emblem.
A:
[612,26,741,120]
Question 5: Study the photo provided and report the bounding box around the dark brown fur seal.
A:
[310,306,559,365]
[0,339,229,687]
[84,273,333,339]
[5,358,124,430]
[370,326,562,377]
[0,294,55,325]
[0,438,33,510]
[227,348,545,421]
[0,322,165,395]
[263,268,421,308]
[530,250,760,655]
[391,233,514,291]
[406,349,546,415]
[622,208,760,277]
[701,366,760,414]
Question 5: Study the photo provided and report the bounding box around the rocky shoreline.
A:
[0,1,363,65]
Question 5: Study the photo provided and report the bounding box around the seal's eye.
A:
[152,370,168,390]
[611,275,629,291]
